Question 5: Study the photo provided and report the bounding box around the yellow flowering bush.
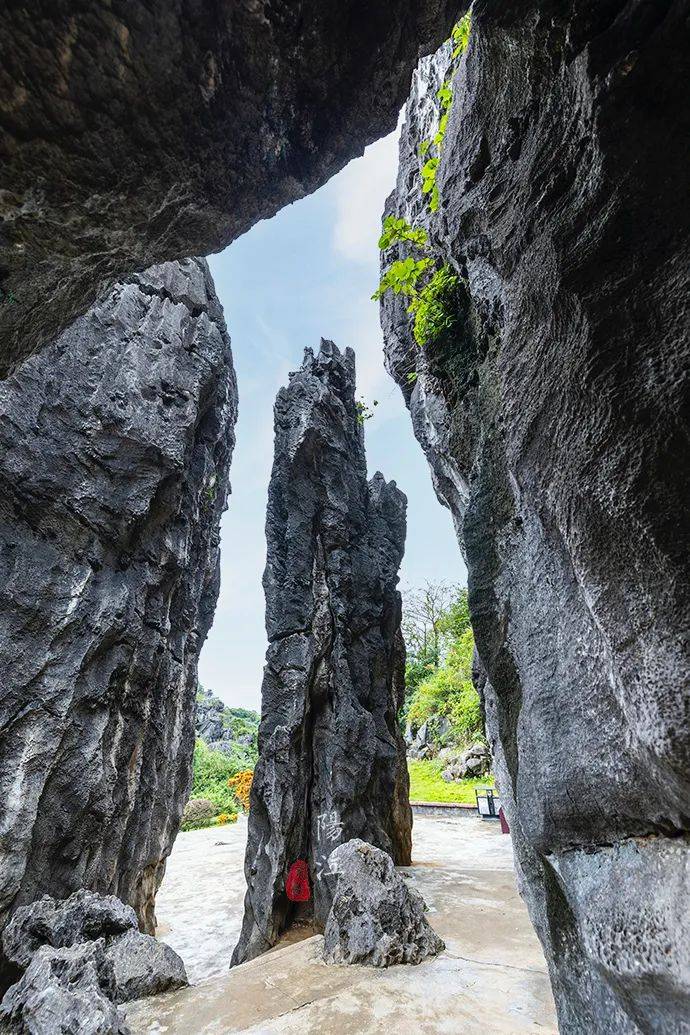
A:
[227,770,253,812]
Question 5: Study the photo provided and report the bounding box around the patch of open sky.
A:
[200,129,465,709]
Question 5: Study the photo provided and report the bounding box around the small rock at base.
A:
[104,929,188,1004]
[323,839,445,968]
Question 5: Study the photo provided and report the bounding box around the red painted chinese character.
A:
[286,859,311,902]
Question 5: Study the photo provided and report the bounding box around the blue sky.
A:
[201,129,466,710]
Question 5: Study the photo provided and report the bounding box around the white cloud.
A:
[331,125,401,265]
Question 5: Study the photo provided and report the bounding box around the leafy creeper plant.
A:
[418,12,472,212]
[373,217,460,350]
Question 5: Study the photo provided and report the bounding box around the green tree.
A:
[402,585,483,748]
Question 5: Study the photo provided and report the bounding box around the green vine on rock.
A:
[377,216,428,251]
[418,12,471,213]
[372,217,460,350]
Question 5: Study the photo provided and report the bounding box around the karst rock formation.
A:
[379,6,689,1033]
[323,839,444,968]
[0,0,688,1030]
[0,259,236,977]
[232,341,411,966]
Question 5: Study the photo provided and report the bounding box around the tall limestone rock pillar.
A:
[0,259,237,973]
[232,340,411,966]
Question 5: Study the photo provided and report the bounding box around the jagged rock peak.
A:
[232,340,411,966]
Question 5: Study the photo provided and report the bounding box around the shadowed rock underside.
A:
[0,0,461,375]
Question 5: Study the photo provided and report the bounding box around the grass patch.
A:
[408,759,494,804]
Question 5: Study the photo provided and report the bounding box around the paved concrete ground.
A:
[153,817,250,983]
[127,815,557,1034]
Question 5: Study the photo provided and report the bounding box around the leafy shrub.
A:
[408,265,461,348]
[373,215,460,350]
[372,255,432,302]
[355,398,378,425]
[227,770,253,813]
[181,797,215,831]
[190,739,242,815]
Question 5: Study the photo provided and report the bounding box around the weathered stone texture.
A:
[2,890,187,1012]
[381,4,690,1031]
[3,891,137,972]
[232,341,411,966]
[0,259,236,969]
[323,839,444,968]
[0,0,462,375]
[0,940,128,1035]
[103,929,187,1005]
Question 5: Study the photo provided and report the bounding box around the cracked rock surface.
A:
[232,341,411,966]
[0,0,461,374]
[380,4,690,1032]
[323,839,444,968]
[0,259,236,971]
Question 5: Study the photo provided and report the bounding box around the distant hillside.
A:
[195,684,259,769]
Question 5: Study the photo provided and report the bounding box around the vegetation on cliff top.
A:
[373,16,471,348]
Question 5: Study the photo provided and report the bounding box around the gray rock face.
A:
[0,1,462,374]
[323,839,444,967]
[195,689,228,745]
[380,7,690,1032]
[0,940,127,1035]
[2,890,187,1013]
[3,891,137,971]
[232,341,411,966]
[0,258,237,964]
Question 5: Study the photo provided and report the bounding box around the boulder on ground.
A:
[408,743,435,761]
[2,890,187,1010]
[438,742,492,782]
[323,839,444,968]
[3,891,137,969]
[0,940,128,1034]
[104,929,187,1004]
